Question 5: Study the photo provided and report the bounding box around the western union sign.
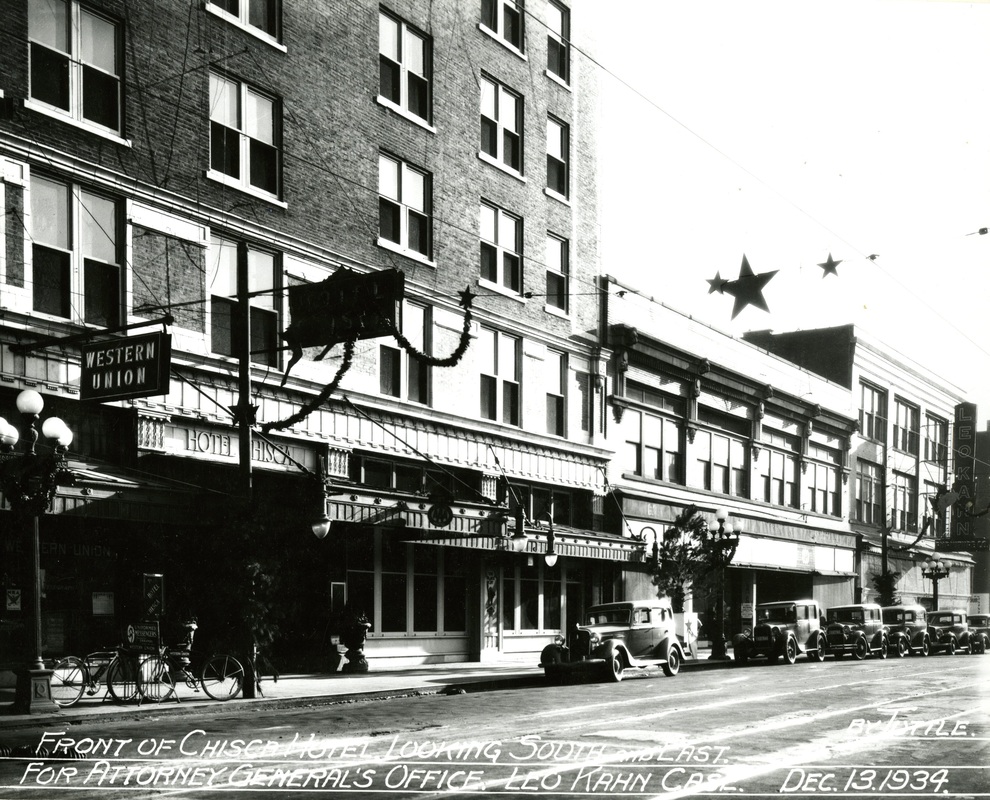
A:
[81,332,171,402]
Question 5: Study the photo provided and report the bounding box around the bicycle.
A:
[50,647,140,708]
[137,621,245,703]
[250,644,280,697]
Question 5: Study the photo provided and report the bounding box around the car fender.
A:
[539,643,567,668]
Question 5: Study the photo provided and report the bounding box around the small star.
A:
[721,255,778,319]
[458,286,476,309]
[867,253,880,261]
[817,253,842,278]
[706,271,728,294]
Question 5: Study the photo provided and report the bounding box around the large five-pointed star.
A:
[817,253,842,277]
[722,255,778,319]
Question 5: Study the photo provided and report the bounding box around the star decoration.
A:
[721,255,778,319]
[458,285,476,309]
[817,253,842,278]
[706,271,728,294]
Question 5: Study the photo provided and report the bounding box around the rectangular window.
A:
[380,301,430,404]
[545,234,569,312]
[546,350,566,437]
[380,538,408,633]
[481,0,524,51]
[856,460,882,525]
[208,236,280,366]
[379,11,430,121]
[924,414,948,468]
[892,471,918,532]
[28,0,122,134]
[546,1,569,82]
[688,429,747,496]
[208,0,280,41]
[480,202,522,292]
[30,174,122,327]
[379,154,431,258]
[209,72,281,197]
[621,408,681,483]
[859,382,887,443]
[759,449,798,508]
[479,327,521,426]
[546,116,569,197]
[893,399,920,455]
[443,550,468,632]
[480,76,522,173]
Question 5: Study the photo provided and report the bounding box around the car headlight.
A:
[589,632,601,646]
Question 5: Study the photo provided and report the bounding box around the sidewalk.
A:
[0,646,731,730]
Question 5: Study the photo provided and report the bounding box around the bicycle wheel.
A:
[51,657,86,708]
[107,656,139,702]
[138,655,176,702]
[200,653,244,701]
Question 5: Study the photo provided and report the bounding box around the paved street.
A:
[0,654,988,798]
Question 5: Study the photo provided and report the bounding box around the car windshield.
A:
[972,617,988,626]
[929,613,957,625]
[828,608,864,624]
[757,605,796,623]
[585,609,630,625]
[883,610,915,624]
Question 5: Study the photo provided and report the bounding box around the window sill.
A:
[206,170,288,208]
[377,237,436,267]
[376,97,436,133]
[544,303,570,320]
[545,69,571,91]
[477,151,526,183]
[477,277,524,303]
[205,4,286,51]
[544,187,570,205]
[24,99,131,147]
[477,24,527,61]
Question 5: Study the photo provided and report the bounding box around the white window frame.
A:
[27,173,123,327]
[26,0,124,139]
[378,154,432,262]
[546,350,566,437]
[893,398,920,455]
[206,0,283,49]
[380,300,431,405]
[208,72,283,202]
[378,11,432,125]
[546,116,569,199]
[480,0,525,54]
[545,233,569,313]
[480,202,522,294]
[546,1,570,83]
[479,327,521,426]
[480,76,523,175]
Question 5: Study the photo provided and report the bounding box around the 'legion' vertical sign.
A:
[81,332,172,402]
[951,402,977,540]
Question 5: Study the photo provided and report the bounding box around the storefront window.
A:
[380,537,407,632]
[413,546,437,631]
[443,550,467,632]
[519,570,539,630]
[543,573,561,630]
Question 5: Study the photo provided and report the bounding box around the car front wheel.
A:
[919,636,930,657]
[876,636,888,659]
[662,648,681,677]
[808,633,827,662]
[895,638,909,658]
[784,638,798,664]
[853,638,868,660]
[607,651,624,682]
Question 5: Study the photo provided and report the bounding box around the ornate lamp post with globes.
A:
[921,554,949,611]
[0,389,74,714]
[700,507,742,660]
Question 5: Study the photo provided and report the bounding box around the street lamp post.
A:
[700,507,742,660]
[921,555,949,611]
[0,389,74,714]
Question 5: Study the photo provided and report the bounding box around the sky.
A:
[587,0,990,423]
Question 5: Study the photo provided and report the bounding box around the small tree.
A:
[650,504,716,611]
[871,570,901,607]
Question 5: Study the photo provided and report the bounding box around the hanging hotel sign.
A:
[284,268,404,349]
[949,402,978,546]
[81,332,171,402]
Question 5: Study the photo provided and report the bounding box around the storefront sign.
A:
[935,538,989,552]
[81,332,171,402]
[952,402,977,540]
[125,621,160,654]
[148,421,320,473]
[285,268,404,348]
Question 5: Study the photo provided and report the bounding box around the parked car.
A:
[824,603,888,660]
[731,600,826,664]
[539,601,684,682]
[968,614,989,654]
[882,604,930,657]
[928,610,976,655]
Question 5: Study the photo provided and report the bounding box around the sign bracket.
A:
[9,315,174,354]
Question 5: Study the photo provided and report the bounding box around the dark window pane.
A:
[211,297,236,356]
[379,198,400,242]
[380,346,400,397]
[211,122,240,178]
[408,357,428,403]
[481,0,496,29]
[504,130,520,170]
[480,242,497,282]
[380,56,400,104]
[346,571,374,630]
[504,5,522,47]
[249,0,277,35]
[503,252,520,291]
[481,118,497,157]
[503,382,519,425]
[548,39,567,80]
[365,460,392,489]
[480,374,496,420]
[84,259,120,328]
[381,574,407,632]
[82,67,120,130]
[443,576,466,631]
[249,139,278,194]
[30,44,70,110]
[547,272,566,309]
[547,394,563,436]
[250,306,278,366]
[547,156,566,195]
[408,210,428,255]
[215,0,239,13]
[33,246,71,318]
[413,575,437,631]
[408,73,428,119]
